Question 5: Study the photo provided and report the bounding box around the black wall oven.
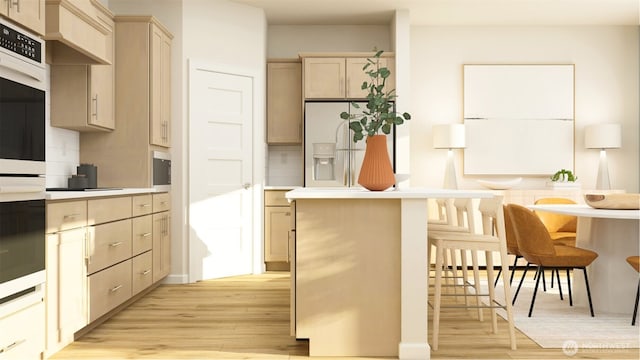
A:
[0,18,46,308]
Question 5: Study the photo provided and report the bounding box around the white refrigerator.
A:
[304,102,395,187]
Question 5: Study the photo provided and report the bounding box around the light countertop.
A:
[528,204,640,220]
[46,188,159,200]
[285,187,494,200]
[264,185,301,191]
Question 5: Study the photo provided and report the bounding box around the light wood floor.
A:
[50,272,639,360]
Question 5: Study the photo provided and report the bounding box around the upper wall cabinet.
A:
[79,16,173,188]
[0,0,45,35]
[301,53,395,100]
[50,9,115,132]
[45,0,114,64]
[267,60,302,144]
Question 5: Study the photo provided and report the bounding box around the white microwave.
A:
[152,151,171,191]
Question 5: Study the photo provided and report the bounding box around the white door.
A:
[189,61,254,281]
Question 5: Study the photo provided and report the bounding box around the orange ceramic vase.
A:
[357,135,395,191]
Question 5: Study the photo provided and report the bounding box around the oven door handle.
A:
[0,54,44,82]
[0,185,44,193]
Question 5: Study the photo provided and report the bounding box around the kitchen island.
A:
[286,187,493,359]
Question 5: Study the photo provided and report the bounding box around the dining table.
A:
[527,203,640,315]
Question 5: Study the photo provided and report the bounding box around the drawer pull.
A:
[63,213,81,219]
[141,232,152,238]
[285,212,291,216]
[0,338,26,354]
[109,242,123,247]
[142,269,151,275]
[110,284,123,292]
[139,203,151,208]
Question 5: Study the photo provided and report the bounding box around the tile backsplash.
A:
[266,145,303,186]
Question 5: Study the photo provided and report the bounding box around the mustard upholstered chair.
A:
[494,205,531,304]
[533,197,577,247]
[626,256,640,325]
[429,196,516,351]
[506,204,598,317]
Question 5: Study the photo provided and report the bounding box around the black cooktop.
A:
[46,188,123,192]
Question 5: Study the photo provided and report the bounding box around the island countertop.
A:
[286,187,493,200]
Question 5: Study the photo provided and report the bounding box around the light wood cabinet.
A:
[49,7,114,132]
[267,61,302,144]
[45,204,88,356]
[152,192,171,282]
[79,16,173,188]
[87,259,132,322]
[150,22,172,147]
[264,190,291,267]
[45,0,113,64]
[45,191,169,357]
[303,54,395,100]
[0,0,45,35]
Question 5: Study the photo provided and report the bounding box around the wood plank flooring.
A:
[50,272,640,360]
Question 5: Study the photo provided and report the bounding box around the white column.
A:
[399,198,431,359]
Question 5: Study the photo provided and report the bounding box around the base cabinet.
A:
[45,192,169,357]
[264,190,291,270]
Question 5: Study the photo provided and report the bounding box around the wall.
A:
[267,25,391,58]
[108,0,267,282]
[410,26,639,192]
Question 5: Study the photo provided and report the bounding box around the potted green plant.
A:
[339,50,411,190]
[547,169,580,188]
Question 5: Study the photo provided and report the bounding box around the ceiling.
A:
[230,0,640,26]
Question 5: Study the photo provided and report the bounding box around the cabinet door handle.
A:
[0,338,26,354]
[110,284,123,292]
[142,269,151,275]
[285,212,291,216]
[109,241,123,247]
[10,0,19,12]
[92,94,98,118]
[85,229,93,265]
[141,232,152,238]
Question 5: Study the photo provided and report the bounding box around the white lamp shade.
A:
[585,123,621,149]
[433,124,465,149]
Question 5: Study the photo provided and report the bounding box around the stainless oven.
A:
[0,18,46,308]
[0,17,45,176]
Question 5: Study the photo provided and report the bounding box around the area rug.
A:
[481,280,640,350]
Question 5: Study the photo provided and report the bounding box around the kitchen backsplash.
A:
[266,145,303,186]
[45,65,80,188]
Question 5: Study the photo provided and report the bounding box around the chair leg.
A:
[566,268,573,306]
[485,251,498,333]
[541,267,547,292]
[494,267,502,287]
[513,262,531,306]
[508,256,520,285]
[499,249,517,350]
[432,244,444,350]
[632,279,639,326]
[470,250,483,322]
[583,267,595,317]
[528,266,544,317]
[555,267,563,301]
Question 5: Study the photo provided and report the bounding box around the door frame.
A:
[187,59,265,282]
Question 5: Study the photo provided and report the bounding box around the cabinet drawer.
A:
[88,259,132,322]
[47,200,87,233]
[132,194,153,217]
[0,301,44,360]
[88,196,132,225]
[132,215,153,255]
[87,219,132,274]
[132,251,153,296]
[265,190,290,206]
[152,192,170,212]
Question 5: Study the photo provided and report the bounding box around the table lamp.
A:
[584,123,621,190]
[433,124,465,189]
